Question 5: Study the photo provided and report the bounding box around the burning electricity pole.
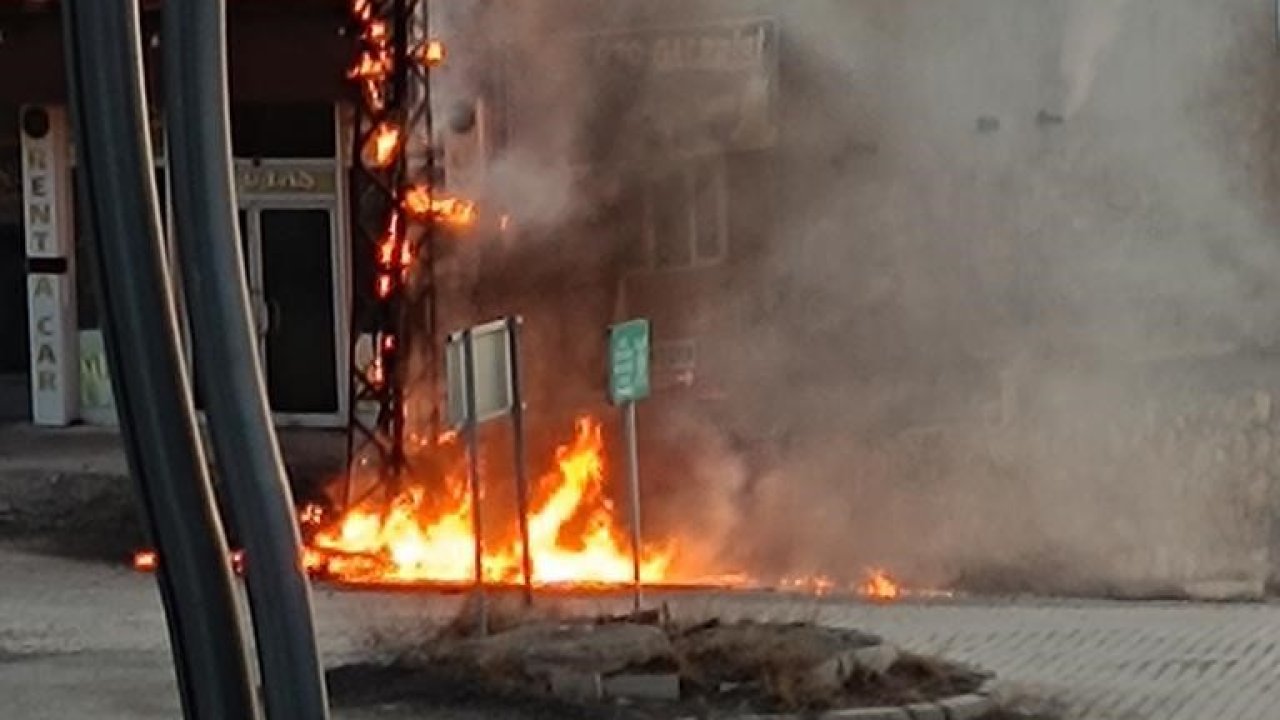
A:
[345,0,468,502]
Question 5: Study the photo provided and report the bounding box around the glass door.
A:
[259,207,338,418]
[235,202,344,426]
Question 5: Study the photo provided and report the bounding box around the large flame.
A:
[305,416,673,586]
[130,413,927,601]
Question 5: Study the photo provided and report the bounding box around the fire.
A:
[362,123,402,169]
[306,416,673,586]
[860,568,901,601]
[780,574,836,596]
[132,548,246,576]
[402,185,478,229]
[421,40,446,67]
[133,550,158,572]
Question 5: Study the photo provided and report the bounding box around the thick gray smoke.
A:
[433,0,1280,597]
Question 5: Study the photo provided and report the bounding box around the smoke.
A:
[1060,0,1130,119]
[433,0,1280,597]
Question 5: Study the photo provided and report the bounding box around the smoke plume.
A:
[433,0,1280,597]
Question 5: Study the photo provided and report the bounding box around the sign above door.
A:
[235,161,336,197]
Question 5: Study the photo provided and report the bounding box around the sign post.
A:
[460,329,487,636]
[608,319,651,612]
[506,316,534,606]
[446,319,520,634]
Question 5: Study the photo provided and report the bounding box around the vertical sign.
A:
[608,319,651,405]
[20,106,77,426]
[608,318,651,611]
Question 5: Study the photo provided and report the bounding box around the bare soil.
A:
[327,617,997,719]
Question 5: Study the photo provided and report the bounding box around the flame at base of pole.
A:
[131,416,938,603]
[304,416,674,588]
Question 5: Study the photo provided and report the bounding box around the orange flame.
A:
[402,185,478,229]
[133,550,158,572]
[306,416,673,586]
[376,274,394,298]
[780,574,836,596]
[368,357,385,387]
[362,123,402,169]
[364,19,389,44]
[347,51,392,82]
[860,568,901,601]
[421,40,446,67]
[347,0,393,112]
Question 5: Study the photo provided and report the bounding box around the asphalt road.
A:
[4,544,1280,719]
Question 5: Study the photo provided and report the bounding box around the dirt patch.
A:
[671,619,987,712]
[327,662,632,720]
[329,615,998,719]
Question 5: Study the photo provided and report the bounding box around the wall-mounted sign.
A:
[79,330,117,425]
[236,164,337,196]
[27,273,76,425]
[20,105,77,426]
[507,18,779,164]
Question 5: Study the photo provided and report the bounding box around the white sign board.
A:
[79,330,117,425]
[27,274,77,424]
[446,319,514,429]
[20,106,77,426]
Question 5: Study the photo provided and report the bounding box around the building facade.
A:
[0,0,795,435]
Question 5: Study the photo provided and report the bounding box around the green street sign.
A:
[608,319,651,405]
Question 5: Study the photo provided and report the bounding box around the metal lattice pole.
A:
[344,0,443,505]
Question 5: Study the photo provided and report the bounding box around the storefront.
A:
[0,3,351,427]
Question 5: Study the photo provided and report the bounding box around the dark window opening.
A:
[652,172,692,269]
[231,103,335,159]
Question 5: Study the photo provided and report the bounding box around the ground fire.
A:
[303,415,674,587]
[132,415,923,601]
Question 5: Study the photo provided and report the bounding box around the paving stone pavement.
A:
[5,544,1280,720]
[809,599,1280,720]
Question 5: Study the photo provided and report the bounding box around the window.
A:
[231,103,335,159]
[631,159,727,271]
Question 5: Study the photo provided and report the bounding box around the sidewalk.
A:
[0,422,348,547]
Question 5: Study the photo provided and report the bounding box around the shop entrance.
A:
[234,201,345,426]
[0,223,27,422]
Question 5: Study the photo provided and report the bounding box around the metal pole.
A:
[624,400,643,612]
[60,2,258,718]
[507,316,534,605]
[161,1,330,718]
[462,329,488,634]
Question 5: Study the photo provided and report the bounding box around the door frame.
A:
[236,158,349,428]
